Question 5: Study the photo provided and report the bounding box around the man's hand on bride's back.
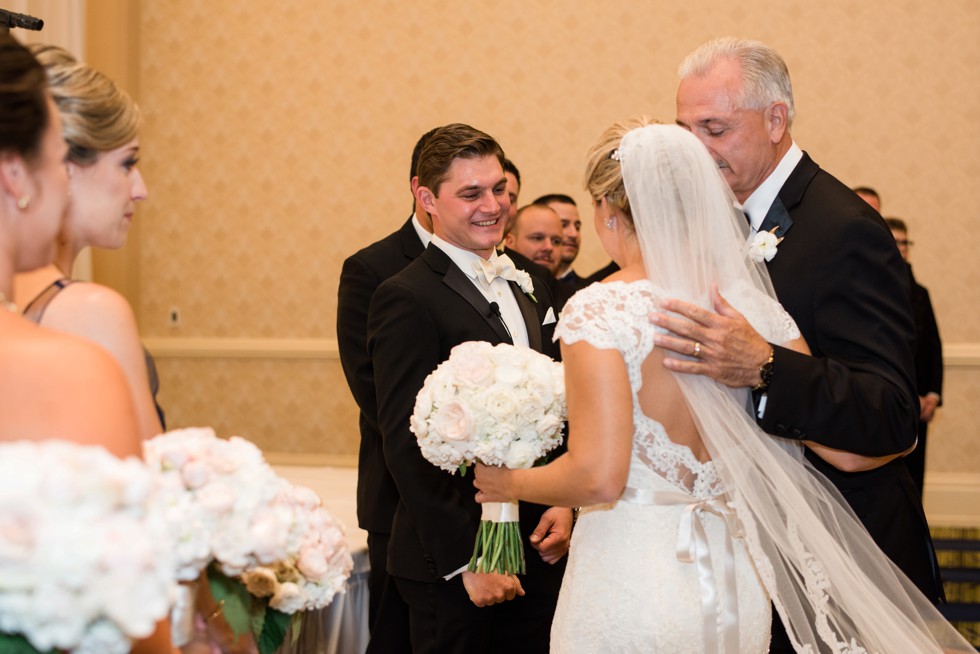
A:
[650,286,771,388]
[461,570,525,607]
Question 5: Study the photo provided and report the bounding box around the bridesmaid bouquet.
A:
[144,428,353,654]
[411,341,565,575]
[0,440,177,654]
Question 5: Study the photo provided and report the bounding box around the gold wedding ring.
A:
[693,342,702,358]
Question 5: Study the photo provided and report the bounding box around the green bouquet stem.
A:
[467,500,525,575]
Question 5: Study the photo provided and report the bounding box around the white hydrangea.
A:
[144,428,353,613]
[410,341,566,473]
[0,440,177,653]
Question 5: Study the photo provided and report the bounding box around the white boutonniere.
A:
[748,227,784,263]
[513,269,537,302]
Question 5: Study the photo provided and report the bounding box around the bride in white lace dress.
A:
[475,121,972,653]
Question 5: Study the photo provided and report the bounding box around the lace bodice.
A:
[555,280,799,499]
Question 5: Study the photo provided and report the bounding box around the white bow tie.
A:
[472,253,519,285]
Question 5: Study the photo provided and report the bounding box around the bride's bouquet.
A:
[0,440,177,654]
[144,428,353,654]
[410,341,565,575]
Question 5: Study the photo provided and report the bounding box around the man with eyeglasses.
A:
[885,216,944,498]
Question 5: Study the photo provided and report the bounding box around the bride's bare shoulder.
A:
[0,322,141,456]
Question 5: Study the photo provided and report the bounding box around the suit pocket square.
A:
[542,307,557,325]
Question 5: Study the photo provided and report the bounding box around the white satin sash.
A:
[621,486,742,654]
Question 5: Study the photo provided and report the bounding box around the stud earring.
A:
[17,195,30,210]
[604,216,616,230]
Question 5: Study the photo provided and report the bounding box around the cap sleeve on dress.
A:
[554,284,624,351]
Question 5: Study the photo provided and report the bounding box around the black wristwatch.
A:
[752,346,775,392]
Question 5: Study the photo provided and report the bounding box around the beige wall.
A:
[78,2,980,497]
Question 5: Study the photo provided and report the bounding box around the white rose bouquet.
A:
[0,440,177,654]
[144,428,353,654]
[410,341,565,575]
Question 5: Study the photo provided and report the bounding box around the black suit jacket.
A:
[908,264,943,400]
[367,243,561,585]
[337,217,425,534]
[757,153,942,600]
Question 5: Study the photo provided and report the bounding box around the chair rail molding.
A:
[143,337,339,359]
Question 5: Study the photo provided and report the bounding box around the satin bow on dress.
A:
[622,486,743,654]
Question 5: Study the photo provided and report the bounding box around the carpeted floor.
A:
[934,526,980,648]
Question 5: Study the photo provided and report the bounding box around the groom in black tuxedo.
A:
[659,37,943,652]
[337,127,441,653]
[367,124,570,654]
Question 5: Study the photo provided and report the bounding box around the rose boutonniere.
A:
[748,227,784,263]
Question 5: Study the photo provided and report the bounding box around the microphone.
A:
[0,9,43,31]
[488,302,512,339]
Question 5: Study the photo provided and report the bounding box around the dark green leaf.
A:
[0,632,51,653]
[256,607,292,654]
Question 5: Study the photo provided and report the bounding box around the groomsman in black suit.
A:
[654,37,943,652]
[497,159,565,305]
[885,216,944,497]
[367,124,570,654]
[337,127,439,653]
[533,194,588,291]
[503,204,575,311]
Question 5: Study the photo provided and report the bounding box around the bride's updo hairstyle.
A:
[583,116,659,230]
[28,44,141,166]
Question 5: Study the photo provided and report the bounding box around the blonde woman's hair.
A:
[28,44,141,166]
[583,116,660,230]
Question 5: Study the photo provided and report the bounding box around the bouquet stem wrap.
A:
[468,499,525,575]
[169,580,199,647]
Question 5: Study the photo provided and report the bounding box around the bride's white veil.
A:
[614,123,970,652]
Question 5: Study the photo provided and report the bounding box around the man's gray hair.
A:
[678,37,796,127]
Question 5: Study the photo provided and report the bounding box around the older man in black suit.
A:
[367,124,570,654]
[652,37,943,652]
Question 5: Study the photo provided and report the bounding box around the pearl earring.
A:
[17,195,30,210]
[604,215,616,230]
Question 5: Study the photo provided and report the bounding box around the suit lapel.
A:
[758,196,794,239]
[511,282,542,352]
[423,246,513,344]
[759,152,823,240]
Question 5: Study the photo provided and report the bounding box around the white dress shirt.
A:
[741,142,803,234]
[411,212,433,248]
[429,235,530,348]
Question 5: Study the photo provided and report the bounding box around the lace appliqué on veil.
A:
[555,281,723,497]
[733,488,871,654]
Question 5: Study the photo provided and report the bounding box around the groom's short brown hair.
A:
[416,123,505,197]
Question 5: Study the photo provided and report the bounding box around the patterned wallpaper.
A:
[130,0,979,474]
